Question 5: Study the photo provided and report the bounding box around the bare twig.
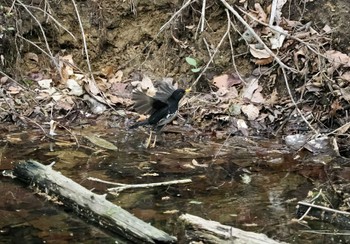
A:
[281,68,318,134]
[298,201,350,216]
[269,0,278,26]
[22,4,76,41]
[219,0,295,72]
[200,0,206,32]
[70,0,92,76]
[219,0,317,134]
[160,0,194,32]
[190,9,231,89]
[87,177,192,193]
[16,0,56,63]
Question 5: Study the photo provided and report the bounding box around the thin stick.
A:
[88,177,192,193]
[219,0,295,72]
[281,67,318,134]
[298,201,350,216]
[16,0,55,62]
[269,0,278,26]
[219,0,317,134]
[200,0,206,32]
[160,0,194,32]
[237,6,327,59]
[190,9,231,89]
[70,0,92,77]
[22,4,76,41]
[297,189,322,221]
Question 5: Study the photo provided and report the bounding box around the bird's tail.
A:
[129,120,148,129]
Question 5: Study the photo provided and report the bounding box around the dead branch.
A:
[12,160,177,244]
[180,213,286,244]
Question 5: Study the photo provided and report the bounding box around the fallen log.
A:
[179,213,286,244]
[12,160,176,244]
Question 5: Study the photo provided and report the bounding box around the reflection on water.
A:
[0,126,347,243]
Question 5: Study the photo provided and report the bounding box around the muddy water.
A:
[0,125,346,243]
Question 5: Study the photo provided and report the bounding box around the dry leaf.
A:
[25,52,39,62]
[7,86,22,94]
[254,3,267,23]
[249,44,271,59]
[100,66,115,78]
[251,86,265,104]
[67,79,84,96]
[132,75,156,97]
[340,71,350,82]
[236,119,249,136]
[242,77,259,100]
[325,50,350,68]
[38,79,52,89]
[241,104,260,120]
[84,135,118,151]
[255,57,274,65]
[109,70,123,83]
[191,159,208,168]
[86,79,100,95]
[272,0,288,25]
[269,25,287,49]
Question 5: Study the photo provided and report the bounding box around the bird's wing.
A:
[153,80,176,103]
[132,89,167,115]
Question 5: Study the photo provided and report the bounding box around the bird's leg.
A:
[151,134,157,148]
[144,130,153,148]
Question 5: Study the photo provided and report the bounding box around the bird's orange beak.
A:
[185,88,191,93]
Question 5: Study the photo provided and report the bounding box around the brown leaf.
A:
[340,71,350,82]
[7,86,22,94]
[325,50,350,68]
[254,3,267,23]
[108,70,123,83]
[255,56,273,65]
[25,52,39,62]
[86,79,100,95]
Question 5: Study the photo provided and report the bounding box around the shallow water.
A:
[0,125,348,243]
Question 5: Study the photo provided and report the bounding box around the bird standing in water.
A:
[130,81,190,147]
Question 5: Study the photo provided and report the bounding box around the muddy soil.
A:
[2,0,349,87]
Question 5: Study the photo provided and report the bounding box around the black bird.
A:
[130,81,190,147]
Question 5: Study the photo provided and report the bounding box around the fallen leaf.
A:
[38,79,52,89]
[109,70,123,83]
[255,56,274,65]
[273,0,288,25]
[340,71,350,82]
[242,77,259,100]
[236,118,249,136]
[241,104,260,120]
[86,79,100,95]
[269,26,287,49]
[254,3,267,23]
[325,50,350,68]
[132,75,156,97]
[7,86,22,94]
[67,79,84,96]
[249,44,271,59]
[25,52,39,62]
[251,86,265,104]
[84,135,118,151]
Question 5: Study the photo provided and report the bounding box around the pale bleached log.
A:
[13,160,176,244]
[179,213,286,244]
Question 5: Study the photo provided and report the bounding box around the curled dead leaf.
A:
[241,104,260,120]
[249,44,271,59]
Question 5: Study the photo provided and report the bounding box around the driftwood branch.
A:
[12,160,176,244]
[179,213,285,244]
